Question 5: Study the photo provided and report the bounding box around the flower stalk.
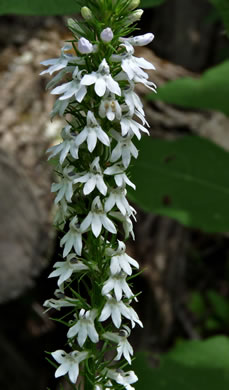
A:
[41,0,156,388]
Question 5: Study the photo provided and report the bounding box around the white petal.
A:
[91,214,102,237]
[81,73,97,85]
[55,363,69,378]
[87,130,97,152]
[84,177,96,195]
[81,212,93,232]
[95,77,106,97]
[68,363,79,384]
[101,215,117,234]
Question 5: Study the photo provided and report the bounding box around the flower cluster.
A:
[41,0,156,388]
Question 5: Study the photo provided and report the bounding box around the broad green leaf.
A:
[134,336,229,390]
[128,135,229,233]
[0,0,165,15]
[210,0,229,35]
[148,60,229,116]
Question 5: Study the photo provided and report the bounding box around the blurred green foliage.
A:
[210,0,229,35]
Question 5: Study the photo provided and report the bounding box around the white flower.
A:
[67,309,99,346]
[104,163,136,189]
[43,292,77,311]
[75,111,110,152]
[48,254,89,287]
[60,216,84,257]
[123,85,145,117]
[74,157,107,196]
[51,349,89,384]
[100,27,114,42]
[51,67,87,103]
[110,210,136,239]
[110,130,138,168]
[51,166,77,204]
[120,32,154,46]
[81,59,121,97]
[120,116,149,140]
[78,37,94,54]
[54,199,71,227]
[50,97,71,119]
[105,186,131,215]
[111,41,155,80]
[81,196,116,237]
[107,369,138,390]
[115,68,156,92]
[102,271,133,301]
[103,325,133,364]
[47,125,79,164]
[46,66,75,90]
[40,44,80,75]
[99,96,122,121]
[107,240,139,276]
[99,294,142,328]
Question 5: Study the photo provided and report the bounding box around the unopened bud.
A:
[81,6,93,20]
[78,37,93,54]
[100,27,114,42]
[120,33,154,46]
[127,9,144,23]
[127,0,140,11]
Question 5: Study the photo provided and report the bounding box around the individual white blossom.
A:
[123,85,145,117]
[78,37,94,54]
[40,44,80,75]
[46,66,75,90]
[50,97,71,118]
[116,67,156,92]
[74,157,107,196]
[103,325,133,364]
[60,216,84,257]
[51,349,89,384]
[102,271,133,301]
[111,41,155,80]
[81,59,121,97]
[110,130,138,168]
[106,240,139,276]
[120,32,154,46]
[48,254,89,287]
[53,199,71,227]
[81,196,116,237]
[43,291,77,311]
[51,166,78,204]
[47,125,79,164]
[51,67,87,103]
[107,369,138,390]
[75,111,110,152]
[100,27,114,42]
[104,163,136,189]
[110,210,136,239]
[120,116,149,140]
[104,186,131,215]
[67,309,99,346]
[99,95,122,121]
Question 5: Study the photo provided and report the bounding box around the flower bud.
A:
[120,33,154,46]
[127,0,140,11]
[127,9,144,23]
[78,37,93,54]
[81,6,93,20]
[100,27,114,42]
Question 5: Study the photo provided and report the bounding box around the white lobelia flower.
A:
[106,240,139,276]
[81,196,117,237]
[47,125,79,164]
[50,97,71,119]
[102,271,133,301]
[46,66,75,90]
[103,325,133,364]
[81,58,121,97]
[40,43,82,75]
[107,369,138,390]
[73,157,107,196]
[119,32,154,47]
[100,27,114,42]
[116,68,157,92]
[51,349,89,384]
[109,210,136,239]
[99,294,141,328]
[51,166,78,204]
[48,253,89,287]
[104,162,136,189]
[43,291,77,311]
[104,186,131,215]
[67,309,99,346]
[54,199,71,228]
[78,37,94,54]
[75,111,110,152]
[120,116,149,140]
[51,67,87,103]
[111,41,155,80]
[123,84,145,117]
[110,129,138,168]
[60,216,84,257]
[99,95,122,121]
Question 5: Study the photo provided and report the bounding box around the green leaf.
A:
[148,60,229,117]
[134,336,229,390]
[0,0,166,15]
[210,0,229,35]
[128,135,229,233]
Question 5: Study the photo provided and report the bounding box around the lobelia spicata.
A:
[41,0,156,388]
